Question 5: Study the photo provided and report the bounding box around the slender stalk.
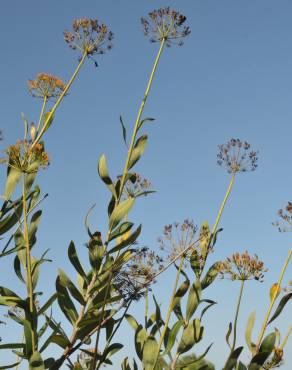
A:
[22,174,35,350]
[280,326,292,350]
[36,95,47,133]
[255,249,292,352]
[153,257,185,369]
[231,280,245,351]
[117,38,165,201]
[31,51,87,149]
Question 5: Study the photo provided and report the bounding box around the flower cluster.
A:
[4,140,49,173]
[158,219,197,263]
[114,247,164,302]
[120,173,152,200]
[217,139,258,174]
[28,73,65,99]
[64,18,113,57]
[141,7,190,47]
[217,251,267,281]
[273,202,292,232]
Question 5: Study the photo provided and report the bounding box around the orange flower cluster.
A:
[217,251,267,281]
[5,140,49,173]
[28,73,65,99]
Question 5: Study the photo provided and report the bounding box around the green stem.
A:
[22,174,35,351]
[280,326,292,350]
[153,257,185,369]
[117,38,165,201]
[232,280,245,351]
[256,248,292,352]
[36,95,47,133]
[31,51,87,149]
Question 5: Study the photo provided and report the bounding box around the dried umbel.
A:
[64,18,113,57]
[141,7,190,47]
[28,73,65,99]
[158,219,197,263]
[217,251,267,281]
[119,173,152,200]
[4,140,49,173]
[115,247,164,302]
[217,138,258,174]
[273,202,292,232]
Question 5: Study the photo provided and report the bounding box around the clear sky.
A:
[0,0,291,368]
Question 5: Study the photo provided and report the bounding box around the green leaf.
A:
[142,336,158,370]
[178,321,196,354]
[68,241,88,284]
[108,222,134,242]
[14,255,25,283]
[0,202,23,236]
[237,362,247,370]
[42,112,54,133]
[98,154,117,199]
[119,115,128,147]
[268,293,292,324]
[29,351,45,370]
[109,224,142,254]
[226,322,232,349]
[200,299,217,320]
[128,135,148,170]
[163,319,183,355]
[173,278,190,320]
[245,311,256,352]
[109,197,135,230]
[55,276,78,325]
[186,280,201,323]
[259,332,276,354]
[138,117,155,130]
[0,363,21,369]
[125,314,139,331]
[58,269,85,305]
[38,293,57,316]
[29,210,42,247]
[134,325,148,360]
[4,165,22,200]
[200,263,220,290]
[0,343,25,350]
[224,347,243,370]
[23,319,33,358]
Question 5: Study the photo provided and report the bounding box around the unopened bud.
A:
[30,123,36,141]
[270,283,281,301]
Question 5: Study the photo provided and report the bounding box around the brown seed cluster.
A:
[217,139,258,174]
[141,7,190,47]
[273,202,292,232]
[115,247,164,302]
[158,219,197,263]
[217,251,267,281]
[64,18,113,57]
[4,140,49,173]
[28,73,65,99]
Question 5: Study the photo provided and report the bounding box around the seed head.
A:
[217,251,267,281]
[28,73,65,99]
[158,219,197,264]
[64,18,113,58]
[217,139,258,174]
[141,8,190,47]
[273,202,292,232]
[4,140,49,173]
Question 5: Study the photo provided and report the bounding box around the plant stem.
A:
[117,38,165,201]
[256,248,292,352]
[231,280,245,351]
[31,51,87,149]
[153,257,185,369]
[280,326,292,350]
[22,174,35,351]
[36,95,47,133]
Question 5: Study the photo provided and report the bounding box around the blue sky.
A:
[0,0,291,368]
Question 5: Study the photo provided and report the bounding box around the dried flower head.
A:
[115,247,164,302]
[217,251,267,281]
[141,7,190,47]
[119,173,152,200]
[273,202,292,232]
[28,73,65,99]
[158,219,197,263]
[4,140,49,173]
[64,18,113,59]
[263,347,284,369]
[217,139,258,174]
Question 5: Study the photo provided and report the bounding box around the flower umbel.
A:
[4,140,49,173]
[119,173,152,200]
[217,251,267,281]
[217,138,258,174]
[64,18,113,57]
[158,219,197,263]
[273,202,292,232]
[141,7,190,47]
[115,247,164,302]
[28,73,65,99]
